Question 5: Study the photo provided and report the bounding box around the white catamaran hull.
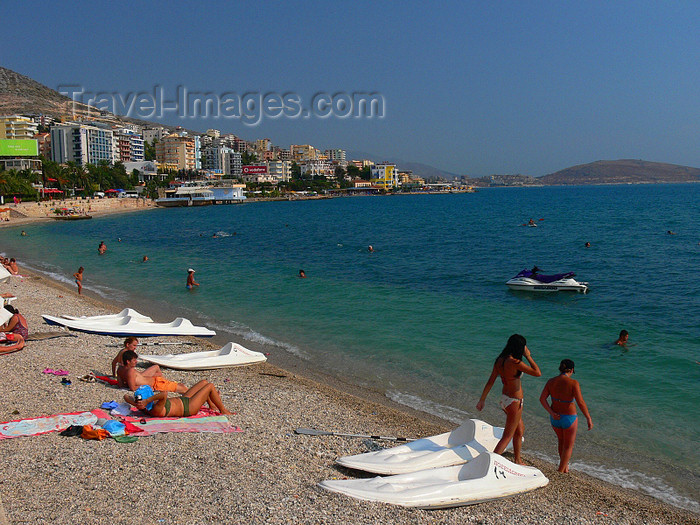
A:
[42,314,215,337]
[139,342,266,370]
[62,308,154,323]
[336,419,512,475]
[320,452,548,509]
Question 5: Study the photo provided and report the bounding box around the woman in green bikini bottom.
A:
[539,359,593,473]
[125,380,232,417]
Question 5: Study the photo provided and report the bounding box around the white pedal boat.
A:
[320,451,548,509]
[0,266,10,284]
[139,342,267,370]
[506,269,588,293]
[41,314,215,337]
[336,419,512,475]
[62,308,154,323]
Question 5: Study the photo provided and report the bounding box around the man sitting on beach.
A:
[112,336,139,376]
[116,348,188,394]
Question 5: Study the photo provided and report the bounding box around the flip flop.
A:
[79,374,96,383]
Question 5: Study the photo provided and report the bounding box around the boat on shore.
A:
[335,419,511,475]
[41,314,216,337]
[139,342,267,370]
[320,452,548,508]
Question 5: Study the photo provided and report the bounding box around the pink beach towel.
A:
[121,407,241,436]
[0,408,111,440]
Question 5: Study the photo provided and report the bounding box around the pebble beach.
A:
[0,206,698,524]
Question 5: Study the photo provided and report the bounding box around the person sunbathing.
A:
[1,305,28,339]
[0,332,25,354]
[124,380,232,417]
[116,349,187,394]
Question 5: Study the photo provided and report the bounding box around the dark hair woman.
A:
[476,334,541,464]
[539,359,593,473]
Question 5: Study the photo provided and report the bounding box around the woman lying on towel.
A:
[124,380,232,417]
[0,332,25,354]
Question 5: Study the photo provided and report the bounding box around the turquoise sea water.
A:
[2,184,698,511]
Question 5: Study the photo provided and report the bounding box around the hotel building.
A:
[50,123,114,165]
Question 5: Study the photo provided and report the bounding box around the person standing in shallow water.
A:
[186,268,199,289]
[539,359,593,473]
[476,334,541,464]
[73,267,84,295]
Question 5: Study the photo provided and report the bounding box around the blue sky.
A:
[4,1,700,176]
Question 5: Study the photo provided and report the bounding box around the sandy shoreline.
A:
[0,213,698,524]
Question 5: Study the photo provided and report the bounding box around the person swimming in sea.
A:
[615,329,629,346]
[298,269,306,278]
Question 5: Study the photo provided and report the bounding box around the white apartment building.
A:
[50,123,114,165]
[267,160,291,182]
[300,159,333,178]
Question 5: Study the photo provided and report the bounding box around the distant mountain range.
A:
[1,66,699,185]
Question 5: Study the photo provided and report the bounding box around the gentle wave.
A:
[390,388,700,515]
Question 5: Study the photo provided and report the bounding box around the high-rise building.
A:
[50,123,114,165]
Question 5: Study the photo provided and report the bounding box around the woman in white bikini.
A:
[476,334,541,464]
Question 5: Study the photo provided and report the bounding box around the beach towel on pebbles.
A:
[122,407,241,436]
[0,410,106,439]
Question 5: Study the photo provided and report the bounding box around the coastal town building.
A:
[123,160,163,182]
[112,128,145,163]
[300,159,334,178]
[267,160,291,182]
[50,123,114,165]
[34,132,51,158]
[202,144,242,176]
[291,144,320,163]
[275,147,291,161]
[142,126,170,144]
[241,164,275,184]
[0,157,42,174]
[206,129,221,139]
[325,148,346,163]
[155,133,196,171]
[370,163,399,189]
[0,115,39,140]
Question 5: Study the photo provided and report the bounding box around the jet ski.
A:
[506,269,588,293]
